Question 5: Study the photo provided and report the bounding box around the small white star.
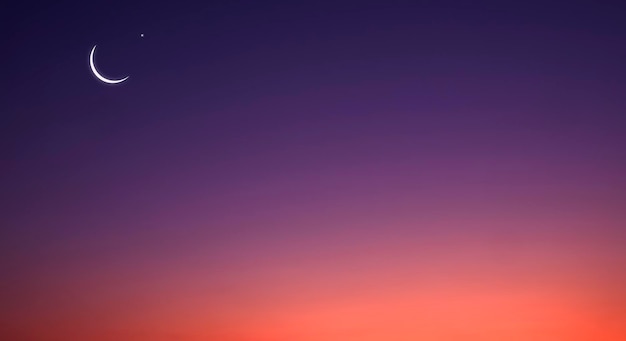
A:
[140,33,144,37]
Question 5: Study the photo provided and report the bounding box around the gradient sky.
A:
[3,1,626,340]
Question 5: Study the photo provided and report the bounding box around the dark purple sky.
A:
[3,1,626,340]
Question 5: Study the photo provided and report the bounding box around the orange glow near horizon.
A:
[4,213,626,341]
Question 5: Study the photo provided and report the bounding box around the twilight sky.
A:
[3,1,626,340]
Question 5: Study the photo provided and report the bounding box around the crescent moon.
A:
[89,45,129,84]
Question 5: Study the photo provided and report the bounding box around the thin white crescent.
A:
[89,45,129,84]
